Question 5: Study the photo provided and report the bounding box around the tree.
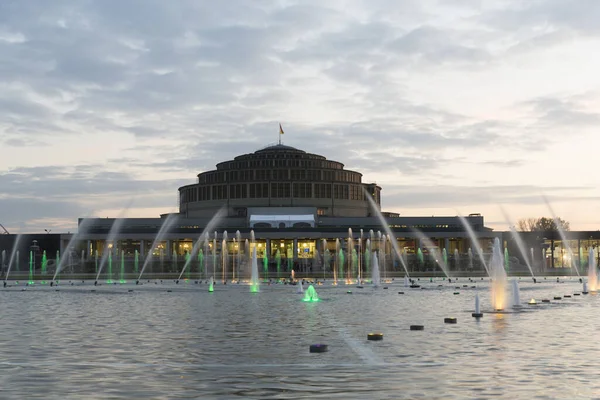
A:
[515,217,570,232]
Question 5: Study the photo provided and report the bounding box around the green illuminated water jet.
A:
[28,250,34,284]
[208,276,214,292]
[275,250,281,279]
[263,255,268,281]
[303,285,319,302]
[41,251,47,276]
[107,251,113,283]
[120,250,126,283]
[134,250,139,274]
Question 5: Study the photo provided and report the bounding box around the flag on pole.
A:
[279,123,284,135]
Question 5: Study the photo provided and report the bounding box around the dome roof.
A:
[254,144,305,154]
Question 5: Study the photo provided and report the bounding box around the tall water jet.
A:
[417,248,424,268]
[53,218,94,283]
[468,248,473,270]
[5,235,22,283]
[275,249,281,279]
[511,279,521,308]
[28,250,34,284]
[302,284,319,302]
[457,214,490,276]
[177,208,225,283]
[588,248,597,291]
[504,247,510,273]
[137,214,178,283]
[501,208,536,281]
[490,238,507,310]
[119,250,126,282]
[364,239,371,277]
[363,188,410,277]
[404,275,409,287]
[96,218,127,284]
[371,251,381,288]
[411,229,451,279]
[208,276,214,292]
[454,249,459,271]
[134,250,139,274]
[41,251,47,278]
[544,198,581,278]
[249,247,260,293]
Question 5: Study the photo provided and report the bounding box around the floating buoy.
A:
[453,292,460,295]
[410,325,424,331]
[398,291,404,294]
[574,293,581,296]
[553,296,562,300]
[444,317,457,324]
[564,295,571,298]
[472,313,483,318]
[542,299,550,303]
[367,333,383,341]
[309,344,328,353]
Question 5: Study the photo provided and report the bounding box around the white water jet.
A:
[371,252,381,288]
[411,228,451,279]
[363,188,410,277]
[457,214,490,276]
[53,218,94,282]
[137,214,178,282]
[588,248,597,291]
[297,280,304,294]
[95,218,127,282]
[475,293,481,314]
[511,279,521,308]
[5,235,22,282]
[178,208,226,282]
[404,275,409,287]
[490,238,507,310]
[544,199,580,278]
[250,247,259,292]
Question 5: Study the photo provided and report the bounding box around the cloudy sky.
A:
[1,0,599,233]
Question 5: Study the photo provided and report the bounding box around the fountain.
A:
[208,276,214,292]
[5,234,22,285]
[137,214,178,284]
[511,279,521,308]
[453,249,459,271]
[371,251,381,288]
[500,207,537,281]
[297,279,303,294]
[404,275,409,287]
[95,218,127,284]
[412,229,450,279]
[176,208,225,283]
[363,188,410,277]
[250,248,259,293]
[457,214,490,276]
[28,250,34,284]
[53,218,94,283]
[41,250,47,279]
[544,199,581,279]
[134,250,139,274]
[302,285,319,302]
[472,293,483,317]
[490,238,507,310]
[587,248,597,291]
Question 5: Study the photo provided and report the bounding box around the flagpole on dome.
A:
[278,123,284,145]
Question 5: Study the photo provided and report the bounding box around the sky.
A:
[0,0,599,233]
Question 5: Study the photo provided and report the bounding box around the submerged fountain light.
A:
[302,285,319,302]
[528,298,537,305]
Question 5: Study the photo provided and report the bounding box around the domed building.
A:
[9,141,555,281]
[177,144,382,226]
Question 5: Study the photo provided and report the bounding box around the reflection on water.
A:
[1,279,600,399]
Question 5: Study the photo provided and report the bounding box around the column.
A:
[293,238,298,262]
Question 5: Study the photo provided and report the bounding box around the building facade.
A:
[1,144,598,278]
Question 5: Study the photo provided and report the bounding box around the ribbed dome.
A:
[254,144,305,153]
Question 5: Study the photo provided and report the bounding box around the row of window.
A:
[199,169,362,184]
[180,183,368,203]
[219,158,340,170]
